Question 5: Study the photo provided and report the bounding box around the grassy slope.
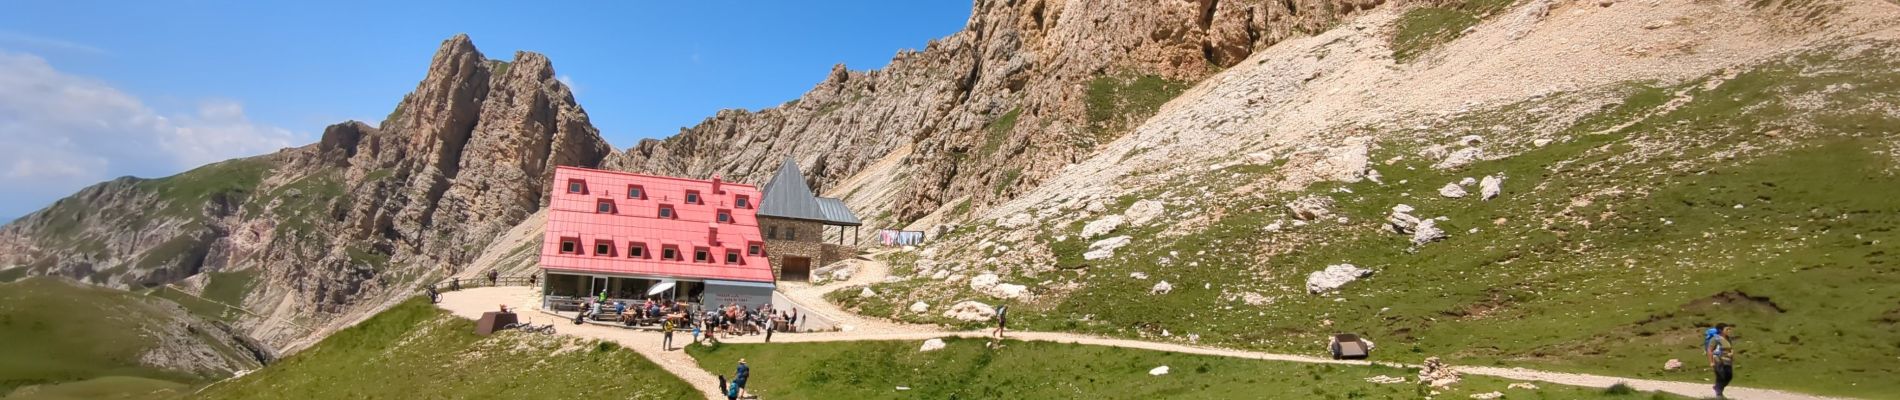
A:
[0,278,208,393]
[852,45,1900,397]
[196,298,700,400]
[688,338,1685,400]
[1,376,188,400]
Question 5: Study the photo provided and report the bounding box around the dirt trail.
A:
[437,286,1847,400]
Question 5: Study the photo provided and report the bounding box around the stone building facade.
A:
[756,158,862,282]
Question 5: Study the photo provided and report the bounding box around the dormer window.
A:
[658,205,675,219]
[560,238,579,254]
[735,195,750,209]
[685,190,702,205]
[596,199,614,213]
[593,240,614,256]
[717,209,732,223]
[725,250,742,264]
[694,247,711,263]
[747,242,762,256]
[566,179,586,194]
[627,242,646,258]
[627,185,645,199]
[661,246,679,261]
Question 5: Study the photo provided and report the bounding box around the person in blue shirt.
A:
[727,359,750,400]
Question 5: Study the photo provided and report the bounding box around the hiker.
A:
[662,317,676,351]
[764,315,775,343]
[729,358,750,400]
[450,278,460,291]
[487,269,498,286]
[994,304,1009,339]
[528,273,537,285]
[425,286,439,303]
[1707,323,1736,398]
[692,319,703,345]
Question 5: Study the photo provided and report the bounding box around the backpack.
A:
[1702,328,1720,350]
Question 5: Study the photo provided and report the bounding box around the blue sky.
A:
[0,1,971,219]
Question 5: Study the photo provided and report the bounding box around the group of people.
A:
[701,302,800,342]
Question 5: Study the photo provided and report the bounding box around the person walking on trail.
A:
[662,318,676,351]
[486,269,498,286]
[727,359,750,400]
[993,305,1009,339]
[1706,323,1737,398]
[692,320,703,345]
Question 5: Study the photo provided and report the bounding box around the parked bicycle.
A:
[502,319,557,335]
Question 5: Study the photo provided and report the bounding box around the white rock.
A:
[1663,359,1683,371]
[1149,366,1170,376]
[1434,147,1483,170]
[1084,200,1107,213]
[998,213,1034,229]
[919,338,946,352]
[1412,219,1448,245]
[1532,138,1553,147]
[1365,375,1407,384]
[1286,195,1334,221]
[1305,264,1373,294]
[1081,215,1125,238]
[830,267,855,282]
[990,283,1029,299]
[1083,236,1131,260]
[1508,382,1540,390]
[1125,200,1166,226]
[1439,183,1469,198]
[1151,281,1174,295]
[1458,135,1484,146]
[1470,391,1504,399]
[1393,204,1416,214]
[859,287,878,298]
[1130,272,1149,280]
[1458,177,1477,186]
[1239,292,1271,305]
[970,273,1000,292]
[942,301,996,321]
[1365,168,1384,184]
[931,270,951,280]
[1480,175,1503,200]
[910,301,930,314]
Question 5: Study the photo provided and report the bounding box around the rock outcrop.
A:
[0,34,612,353]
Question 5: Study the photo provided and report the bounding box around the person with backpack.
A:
[487,269,498,286]
[1706,323,1737,398]
[993,304,1009,339]
[730,358,750,400]
[662,317,676,351]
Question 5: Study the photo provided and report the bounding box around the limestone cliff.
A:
[607,0,1389,235]
[0,34,610,352]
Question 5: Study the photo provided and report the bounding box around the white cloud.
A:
[556,74,579,94]
[0,51,302,217]
[0,31,107,56]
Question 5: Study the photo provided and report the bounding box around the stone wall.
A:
[759,216,858,280]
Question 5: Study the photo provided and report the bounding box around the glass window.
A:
[628,185,644,199]
[725,251,740,264]
[717,211,731,223]
[628,244,645,258]
[736,196,750,209]
[567,180,584,193]
[662,248,678,260]
[767,226,777,240]
[560,240,577,254]
[594,243,610,255]
[686,191,701,204]
[659,206,674,218]
[694,249,710,262]
[786,228,796,241]
[747,243,761,256]
[596,200,613,213]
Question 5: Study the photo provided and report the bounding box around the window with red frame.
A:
[627,242,646,258]
[566,179,585,194]
[596,199,614,213]
[725,250,742,264]
[627,184,645,199]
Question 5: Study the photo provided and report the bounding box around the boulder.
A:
[1084,236,1132,260]
[998,213,1034,229]
[970,273,1000,292]
[910,301,931,314]
[1412,218,1448,245]
[920,338,946,352]
[1418,357,1462,388]
[942,301,996,321]
[1434,147,1483,170]
[1480,175,1503,200]
[1438,183,1469,198]
[1130,272,1149,280]
[1151,281,1174,295]
[1081,215,1125,238]
[1148,366,1170,376]
[1305,264,1372,294]
[1285,195,1334,221]
[859,287,878,298]
[1125,200,1165,226]
[991,283,1029,299]
[1664,359,1683,371]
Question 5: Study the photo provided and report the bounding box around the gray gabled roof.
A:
[758,157,860,226]
[814,197,862,226]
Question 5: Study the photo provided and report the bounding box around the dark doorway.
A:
[782,256,812,282]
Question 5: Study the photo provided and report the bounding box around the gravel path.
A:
[439,286,1848,400]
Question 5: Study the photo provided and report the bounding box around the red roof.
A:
[540,166,775,283]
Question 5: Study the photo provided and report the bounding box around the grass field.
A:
[196,297,700,400]
[0,376,188,400]
[688,338,1685,400]
[0,278,213,394]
